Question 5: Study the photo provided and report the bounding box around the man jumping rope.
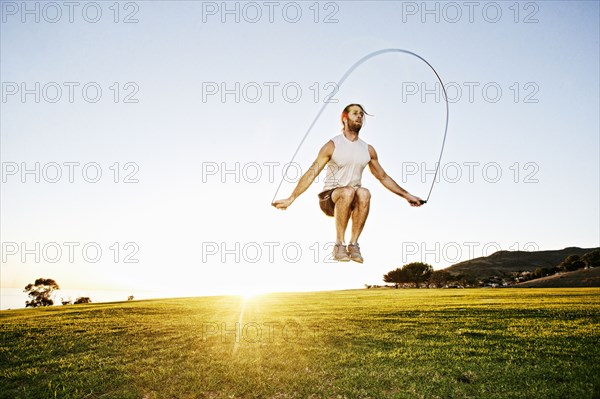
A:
[272,104,424,263]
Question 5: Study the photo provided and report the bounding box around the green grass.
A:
[1,288,599,399]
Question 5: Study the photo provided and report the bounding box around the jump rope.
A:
[271,48,449,206]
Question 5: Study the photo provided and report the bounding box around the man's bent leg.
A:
[350,188,370,243]
[332,187,355,244]
[348,188,370,263]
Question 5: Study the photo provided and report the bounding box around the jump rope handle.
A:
[419,199,427,205]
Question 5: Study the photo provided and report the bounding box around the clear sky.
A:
[1,1,599,299]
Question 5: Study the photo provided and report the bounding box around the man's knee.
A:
[355,187,371,204]
[333,186,355,203]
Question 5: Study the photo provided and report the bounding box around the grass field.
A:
[1,288,599,399]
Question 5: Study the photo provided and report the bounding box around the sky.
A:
[1,0,599,305]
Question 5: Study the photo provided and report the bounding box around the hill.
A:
[515,267,600,288]
[443,246,599,283]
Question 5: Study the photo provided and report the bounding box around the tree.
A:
[24,278,60,308]
[456,273,478,287]
[429,270,452,288]
[558,255,585,272]
[533,267,553,278]
[384,263,435,288]
[74,297,92,304]
[383,268,405,288]
[582,250,600,268]
[402,262,434,288]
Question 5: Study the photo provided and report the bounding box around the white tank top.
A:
[323,134,371,191]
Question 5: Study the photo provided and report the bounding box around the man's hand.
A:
[406,194,425,207]
[272,197,295,210]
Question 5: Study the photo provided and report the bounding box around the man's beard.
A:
[348,120,362,133]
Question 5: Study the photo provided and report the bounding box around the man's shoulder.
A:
[319,139,335,157]
[358,136,371,145]
[357,137,373,151]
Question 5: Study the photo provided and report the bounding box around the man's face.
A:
[345,106,364,132]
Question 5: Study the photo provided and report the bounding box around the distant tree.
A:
[24,278,60,308]
[533,267,545,278]
[452,273,473,288]
[429,270,452,288]
[74,297,92,304]
[383,268,406,288]
[61,298,72,306]
[558,255,586,272]
[402,262,434,288]
[582,250,600,268]
[385,263,435,288]
[533,267,553,279]
[127,295,134,301]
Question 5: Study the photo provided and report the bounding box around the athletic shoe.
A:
[333,243,350,262]
[347,243,364,263]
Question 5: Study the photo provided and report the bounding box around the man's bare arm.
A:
[272,141,334,210]
[367,145,423,207]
